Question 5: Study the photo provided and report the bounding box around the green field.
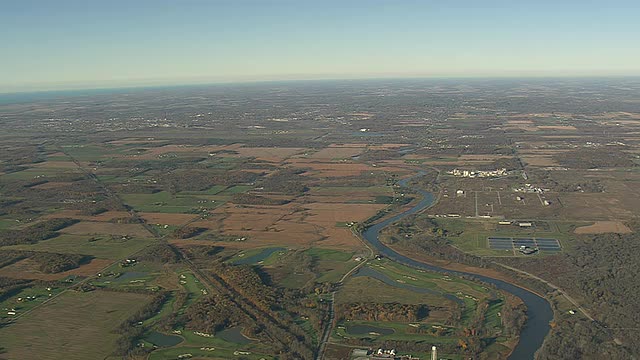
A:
[367,259,490,299]
[305,248,355,283]
[62,144,123,161]
[0,167,81,181]
[3,234,155,259]
[0,218,17,230]
[0,285,65,320]
[120,191,223,213]
[228,247,287,265]
[332,258,508,356]
[148,346,273,360]
[337,276,449,306]
[93,261,163,291]
[217,185,253,195]
[430,218,580,256]
[0,290,151,360]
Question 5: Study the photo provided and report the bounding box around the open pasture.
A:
[44,210,132,222]
[120,191,222,213]
[287,158,400,177]
[231,146,307,162]
[30,161,79,169]
[308,146,364,159]
[0,290,151,360]
[61,221,150,237]
[3,234,155,259]
[139,212,199,226]
[111,144,239,160]
[0,167,82,181]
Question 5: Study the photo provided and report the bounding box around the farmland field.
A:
[1,78,640,360]
[0,290,151,360]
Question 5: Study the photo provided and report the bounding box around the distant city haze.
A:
[1,0,639,93]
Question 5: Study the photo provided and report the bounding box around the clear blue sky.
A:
[1,0,639,92]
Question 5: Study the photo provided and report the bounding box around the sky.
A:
[1,0,640,93]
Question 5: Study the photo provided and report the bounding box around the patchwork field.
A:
[2,79,640,359]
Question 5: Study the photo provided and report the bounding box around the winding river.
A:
[361,175,553,359]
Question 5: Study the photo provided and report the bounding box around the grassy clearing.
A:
[228,247,286,265]
[120,191,221,213]
[330,256,513,360]
[305,248,355,283]
[62,145,122,161]
[0,219,17,230]
[3,234,155,259]
[143,292,177,326]
[305,247,352,262]
[0,290,151,360]
[95,175,132,183]
[368,259,489,299]
[259,249,289,266]
[148,224,180,237]
[0,285,65,320]
[0,168,80,181]
[337,276,448,306]
[309,186,392,195]
[433,218,576,256]
[181,185,228,195]
[148,346,273,360]
[217,185,253,195]
[93,261,163,291]
[176,271,208,312]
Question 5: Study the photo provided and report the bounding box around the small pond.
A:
[116,271,148,281]
[145,331,183,347]
[218,326,252,344]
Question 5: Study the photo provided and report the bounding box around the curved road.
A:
[360,176,553,360]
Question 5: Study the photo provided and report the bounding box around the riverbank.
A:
[386,243,550,299]
[358,172,553,360]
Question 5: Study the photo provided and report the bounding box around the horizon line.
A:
[2,73,640,97]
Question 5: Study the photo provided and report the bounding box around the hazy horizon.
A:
[3,75,640,100]
[2,0,640,93]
